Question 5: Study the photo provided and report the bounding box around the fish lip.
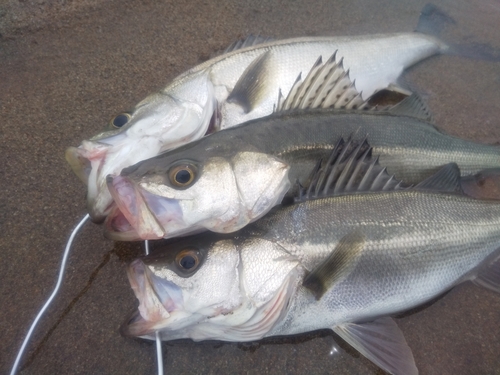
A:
[65,146,92,185]
[124,259,183,337]
[66,141,115,221]
[106,175,165,240]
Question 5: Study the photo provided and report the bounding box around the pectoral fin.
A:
[302,230,365,300]
[333,317,418,375]
[227,51,273,113]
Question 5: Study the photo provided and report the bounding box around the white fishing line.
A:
[145,239,164,375]
[10,215,164,375]
[10,214,90,375]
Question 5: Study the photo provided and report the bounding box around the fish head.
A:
[121,234,300,341]
[105,145,291,240]
[65,72,216,222]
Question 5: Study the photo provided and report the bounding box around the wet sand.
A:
[1,0,500,374]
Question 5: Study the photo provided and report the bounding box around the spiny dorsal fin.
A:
[275,52,370,112]
[414,163,463,194]
[227,51,273,113]
[223,35,275,54]
[295,137,407,202]
[303,230,365,300]
[387,92,433,122]
[273,54,434,121]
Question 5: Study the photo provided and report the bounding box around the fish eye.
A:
[168,163,197,188]
[111,113,131,128]
[175,248,200,273]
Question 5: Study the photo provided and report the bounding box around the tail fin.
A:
[416,3,456,37]
[416,3,500,62]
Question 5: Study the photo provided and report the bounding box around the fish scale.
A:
[67,31,446,221]
[124,187,500,375]
[108,108,500,241]
[245,191,500,332]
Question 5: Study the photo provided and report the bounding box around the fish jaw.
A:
[106,175,166,240]
[124,259,186,337]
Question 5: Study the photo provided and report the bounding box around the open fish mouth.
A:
[123,259,184,337]
[106,175,190,240]
[106,175,166,240]
[103,205,143,241]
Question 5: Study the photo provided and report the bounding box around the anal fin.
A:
[472,253,500,294]
[333,317,418,375]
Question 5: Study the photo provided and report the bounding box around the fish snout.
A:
[66,142,116,221]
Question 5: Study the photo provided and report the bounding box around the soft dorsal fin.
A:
[276,52,369,112]
[303,230,365,300]
[227,51,273,113]
[296,137,406,202]
[223,35,275,54]
[414,163,463,194]
[387,92,433,122]
[333,317,418,375]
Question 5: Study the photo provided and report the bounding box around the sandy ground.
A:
[1,0,500,374]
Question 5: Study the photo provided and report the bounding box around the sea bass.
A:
[121,165,500,375]
[66,11,449,222]
[105,101,500,241]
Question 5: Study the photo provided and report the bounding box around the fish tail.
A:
[416,3,500,61]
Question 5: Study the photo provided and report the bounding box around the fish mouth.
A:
[66,141,115,222]
[122,259,184,337]
[106,175,167,240]
[106,175,189,240]
[103,204,144,241]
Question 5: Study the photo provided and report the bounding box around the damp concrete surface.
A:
[1,0,500,374]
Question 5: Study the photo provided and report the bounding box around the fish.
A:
[105,96,500,241]
[121,162,500,375]
[65,5,454,222]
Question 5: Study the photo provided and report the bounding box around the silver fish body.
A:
[66,33,445,221]
[123,190,500,374]
[106,109,500,240]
